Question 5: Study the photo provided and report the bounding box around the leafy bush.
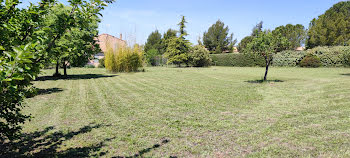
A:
[210,53,265,67]
[300,54,321,67]
[345,53,350,66]
[189,45,212,67]
[98,58,105,68]
[145,48,159,66]
[307,46,350,67]
[273,50,306,67]
[0,44,38,140]
[105,44,144,72]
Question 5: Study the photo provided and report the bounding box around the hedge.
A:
[273,50,306,67]
[210,53,265,67]
[210,46,350,67]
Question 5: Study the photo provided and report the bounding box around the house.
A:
[295,46,305,51]
[88,34,126,67]
[233,46,238,53]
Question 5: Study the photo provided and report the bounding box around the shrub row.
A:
[210,46,350,67]
[273,50,306,67]
[210,53,265,67]
[307,46,350,67]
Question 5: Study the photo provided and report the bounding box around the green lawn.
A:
[2,67,350,157]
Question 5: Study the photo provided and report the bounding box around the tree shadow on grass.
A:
[113,139,172,158]
[26,88,64,98]
[36,74,117,81]
[245,79,284,84]
[37,88,64,95]
[0,123,114,158]
[340,73,350,76]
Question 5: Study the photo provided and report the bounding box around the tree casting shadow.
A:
[36,74,117,81]
[0,123,113,158]
[245,79,284,84]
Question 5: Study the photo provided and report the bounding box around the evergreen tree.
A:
[161,29,177,54]
[306,1,350,48]
[178,16,188,38]
[164,16,191,66]
[203,20,235,54]
[144,30,163,54]
[163,29,178,40]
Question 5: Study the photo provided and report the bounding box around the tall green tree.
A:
[306,1,350,48]
[247,31,289,81]
[272,24,306,49]
[165,16,191,66]
[144,30,163,54]
[203,20,236,54]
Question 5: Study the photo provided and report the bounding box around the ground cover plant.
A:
[1,67,350,157]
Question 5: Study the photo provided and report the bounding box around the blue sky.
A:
[21,0,343,44]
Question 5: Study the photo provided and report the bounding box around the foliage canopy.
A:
[306,1,350,48]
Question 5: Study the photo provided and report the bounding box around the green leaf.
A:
[3,78,12,82]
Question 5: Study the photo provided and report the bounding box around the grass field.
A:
[2,67,350,157]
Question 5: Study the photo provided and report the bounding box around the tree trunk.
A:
[264,56,269,81]
[54,60,59,77]
[63,61,67,77]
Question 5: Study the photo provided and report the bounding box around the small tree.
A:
[247,31,289,81]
